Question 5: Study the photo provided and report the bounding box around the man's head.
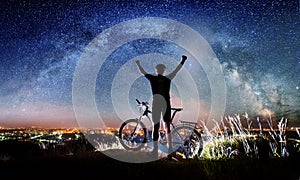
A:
[155,64,166,75]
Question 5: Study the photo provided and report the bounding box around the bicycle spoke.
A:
[171,125,203,159]
[119,119,147,151]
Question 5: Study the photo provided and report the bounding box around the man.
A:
[135,55,187,159]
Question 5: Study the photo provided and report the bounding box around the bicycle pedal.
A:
[171,156,179,161]
[166,154,179,161]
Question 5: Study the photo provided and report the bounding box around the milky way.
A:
[0,0,299,128]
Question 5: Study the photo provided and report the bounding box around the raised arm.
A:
[167,55,187,79]
[135,60,148,75]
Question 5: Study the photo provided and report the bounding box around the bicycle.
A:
[118,99,203,159]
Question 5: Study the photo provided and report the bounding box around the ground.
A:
[0,149,299,180]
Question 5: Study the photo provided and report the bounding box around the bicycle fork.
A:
[130,117,143,140]
[130,116,148,143]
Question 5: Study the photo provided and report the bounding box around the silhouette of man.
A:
[135,55,187,158]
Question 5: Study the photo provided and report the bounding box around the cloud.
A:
[222,61,274,118]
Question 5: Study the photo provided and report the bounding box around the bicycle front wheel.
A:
[118,119,147,151]
[171,125,203,159]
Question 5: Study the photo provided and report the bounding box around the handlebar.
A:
[135,99,141,104]
[136,99,151,115]
[136,99,149,107]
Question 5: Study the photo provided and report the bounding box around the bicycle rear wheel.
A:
[171,125,203,159]
[118,119,147,151]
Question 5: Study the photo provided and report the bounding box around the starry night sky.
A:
[0,0,299,128]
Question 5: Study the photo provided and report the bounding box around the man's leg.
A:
[163,101,172,154]
[165,122,173,154]
[150,100,161,158]
[151,122,160,157]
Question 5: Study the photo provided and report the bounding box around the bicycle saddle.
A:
[171,108,183,111]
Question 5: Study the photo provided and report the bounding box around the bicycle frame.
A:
[134,99,188,143]
[135,99,183,130]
